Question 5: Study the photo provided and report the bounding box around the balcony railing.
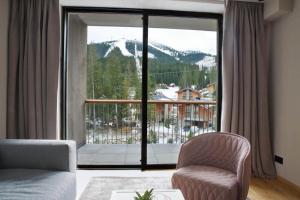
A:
[85,99,217,144]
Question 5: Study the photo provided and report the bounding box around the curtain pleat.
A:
[221,1,276,178]
[7,0,60,139]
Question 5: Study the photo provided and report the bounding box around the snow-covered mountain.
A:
[90,38,216,68]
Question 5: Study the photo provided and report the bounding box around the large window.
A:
[62,9,222,168]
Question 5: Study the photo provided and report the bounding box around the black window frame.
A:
[61,7,223,170]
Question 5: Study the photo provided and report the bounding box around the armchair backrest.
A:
[177,132,250,174]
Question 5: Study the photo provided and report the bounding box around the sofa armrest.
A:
[0,139,76,172]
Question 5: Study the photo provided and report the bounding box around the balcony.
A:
[78,99,217,165]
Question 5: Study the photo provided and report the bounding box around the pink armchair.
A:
[172,132,251,200]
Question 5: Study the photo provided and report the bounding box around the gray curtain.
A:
[221,1,276,178]
[7,0,60,139]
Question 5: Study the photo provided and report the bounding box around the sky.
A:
[88,26,217,55]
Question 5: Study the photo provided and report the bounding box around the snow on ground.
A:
[104,39,133,57]
[87,125,214,144]
[136,50,155,59]
[104,42,115,57]
[155,86,179,100]
[148,42,179,60]
[134,42,142,79]
[148,124,213,136]
[196,56,216,68]
[115,38,133,56]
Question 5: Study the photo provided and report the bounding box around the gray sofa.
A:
[0,139,76,200]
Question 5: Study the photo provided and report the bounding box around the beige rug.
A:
[79,177,172,200]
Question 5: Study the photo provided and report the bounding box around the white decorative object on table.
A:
[110,189,184,200]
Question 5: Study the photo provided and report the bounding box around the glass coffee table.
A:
[110,189,184,200]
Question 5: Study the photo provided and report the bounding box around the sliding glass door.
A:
[66,13,143,166]
[146,16,218,165]
[62,8,222,168]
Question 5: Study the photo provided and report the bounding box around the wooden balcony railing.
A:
[85,99,217,144]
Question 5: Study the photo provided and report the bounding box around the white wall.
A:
[0,0,9,139]
[270,0,300,186]
[67,15,87,146]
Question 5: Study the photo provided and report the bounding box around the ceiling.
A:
[60,0,225,13]
[75,13,218,31]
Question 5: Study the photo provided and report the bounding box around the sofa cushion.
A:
[172,165,238,200]
[0,140,76,172]
[0,169,76,200]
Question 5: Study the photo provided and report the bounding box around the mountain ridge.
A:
[88,39,216,68]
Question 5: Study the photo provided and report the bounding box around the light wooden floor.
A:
[77,170,300,200]
[248,177,300,200]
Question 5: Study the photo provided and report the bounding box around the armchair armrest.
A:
[0,139,76,172]
[237,146,251,200]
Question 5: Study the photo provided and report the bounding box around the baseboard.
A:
[277,176,300,194]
